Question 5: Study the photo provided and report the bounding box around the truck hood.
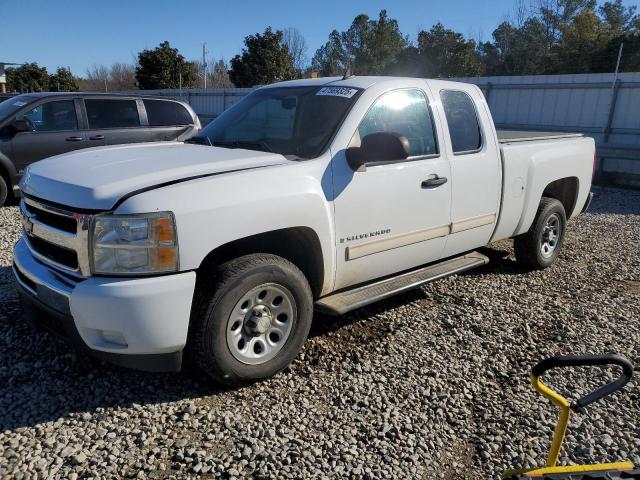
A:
[20,142,290,210]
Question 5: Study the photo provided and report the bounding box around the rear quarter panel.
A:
[492,136,594,241]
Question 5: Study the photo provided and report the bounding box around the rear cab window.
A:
[143,99,193,126]
[440,90,482,154]
[85,99,140,129]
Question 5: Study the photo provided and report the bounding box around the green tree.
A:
[312,10,407,76]
[135,41,198,89]
[592,0,640,72]
[415,23,484,77]
[311,30,348,76]
[555,11,607,73]
[385,46,423,76]
[6,63,49,92]
[48,67,79,91]
[599,0,639,34]
[229,27,297,87]
[537,0,597,45]
[485,18,554,75]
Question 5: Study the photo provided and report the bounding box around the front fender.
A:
[115,159,336,293]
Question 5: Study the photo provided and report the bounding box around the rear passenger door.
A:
[143,99,195,142]
[435,88,501,258]
[11,99,85,173]
[82,98,146,146]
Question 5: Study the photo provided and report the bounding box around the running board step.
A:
[315,252,489,315]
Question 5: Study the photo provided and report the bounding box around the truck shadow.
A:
[463,244,527,277]
[0,267,235,431]
[0,266,431,431]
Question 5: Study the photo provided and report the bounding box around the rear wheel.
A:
[189,254,313,385]
[514,197,566,270]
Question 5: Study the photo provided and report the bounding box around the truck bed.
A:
[497,130,583,143]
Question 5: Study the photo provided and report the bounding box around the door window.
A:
[20,100,78,132]
[353,89,438,158]
[85,99,140,129]
[143,100,193,126]
[440,90,482,154]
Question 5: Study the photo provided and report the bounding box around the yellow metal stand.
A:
[502,355,635,479]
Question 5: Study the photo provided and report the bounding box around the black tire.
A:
[189,253,313,385]
[514,197,567,270]
[0,175,8,207]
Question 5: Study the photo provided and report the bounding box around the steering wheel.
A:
[21,117,36,132]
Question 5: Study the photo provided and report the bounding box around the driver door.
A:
[11,98,86,174]
[332,88,452,290]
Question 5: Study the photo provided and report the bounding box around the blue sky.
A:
[1,0,636,76]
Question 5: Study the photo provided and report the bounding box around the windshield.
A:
[0,95,36,122]
[192,85,362,159]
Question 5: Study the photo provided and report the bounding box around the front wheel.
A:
[0,175,8,207]
[189,254,313,385]
[514,197,567,270]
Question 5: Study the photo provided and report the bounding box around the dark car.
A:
[0,93,17,103]
[0,92,200,206]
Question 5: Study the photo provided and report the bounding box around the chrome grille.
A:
[20,197,92,277]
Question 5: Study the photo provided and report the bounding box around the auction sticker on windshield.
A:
[316,87,358,98]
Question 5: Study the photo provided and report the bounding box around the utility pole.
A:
[612,42,624,87]
[202,42,208,89]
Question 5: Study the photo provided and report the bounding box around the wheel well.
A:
[0,164,10,187]
[542,177,579,217]
[198,227,325,298]
[0,164,13,201]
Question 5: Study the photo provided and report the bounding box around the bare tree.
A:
[193,57,234,88]
[82,64,110,91]
[79,63,137,91]
[110,62,137,90]
[208,59,234,87]
[514,0,531,27]
[282,27,308,72]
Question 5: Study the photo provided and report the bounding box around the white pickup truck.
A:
[13,76,594,384]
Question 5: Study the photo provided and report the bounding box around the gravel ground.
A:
[0,187,638,479]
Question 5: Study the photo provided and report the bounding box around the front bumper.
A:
[12,238,196,372]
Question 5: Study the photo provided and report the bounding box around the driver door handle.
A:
[421,176,448,188]
[66,136,84,142]
[89,135,104,140]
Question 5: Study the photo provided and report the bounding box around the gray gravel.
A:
[1,186,639,479]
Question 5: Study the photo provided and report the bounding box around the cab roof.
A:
[263,75,468,91]
[7,92,180,101]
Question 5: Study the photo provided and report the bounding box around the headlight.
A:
[91,212,179,275]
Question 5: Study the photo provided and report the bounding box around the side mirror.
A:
[346,132,410,172]
[11,119,31,134]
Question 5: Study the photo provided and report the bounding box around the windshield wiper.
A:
[212,140,272,152]
[186,136,212,146]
